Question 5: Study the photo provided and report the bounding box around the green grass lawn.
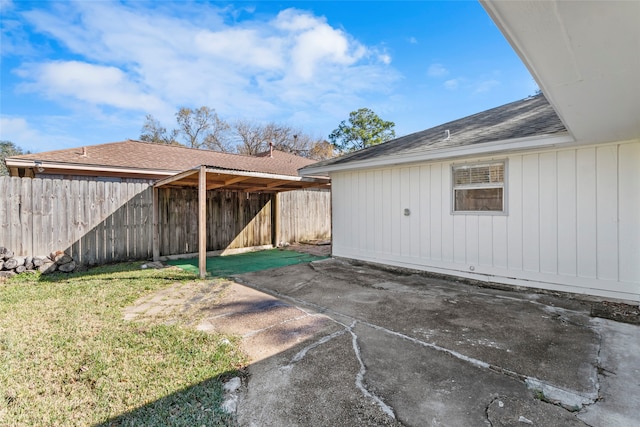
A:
[0,263,247,427]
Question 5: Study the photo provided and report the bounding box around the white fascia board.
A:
[154,166,330,188]
[203,167,328,183]
[4,158,180,177]
[300,133,574,176]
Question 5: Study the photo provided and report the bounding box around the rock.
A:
[0,247,13,260]
[25,261,34,270]
[0,270,16,279]
[53,253,73,265]
[33,257,46,267]
[15,266,27,274]
[57,261,76,273]
[224,377,242,393]
[38,262,57,274]
[141,261,164,269]
[0,260,3,271]
[3,258,20,270]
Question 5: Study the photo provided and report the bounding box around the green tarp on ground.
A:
[166,249,327,277]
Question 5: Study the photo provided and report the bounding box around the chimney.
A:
[82,147,87,156]
[269,141,273,158]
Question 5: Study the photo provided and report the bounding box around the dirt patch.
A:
[285,241,331,257]
[591,301,640,325]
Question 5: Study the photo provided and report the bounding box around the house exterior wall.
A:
[331,140,640,301]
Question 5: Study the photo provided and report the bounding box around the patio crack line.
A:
[234,277,597,410]
[281,320,396,420]
[364,321,598,410]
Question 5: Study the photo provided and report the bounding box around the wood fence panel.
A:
[69,180,81,260]
[81,181,98,265]
[128,184,137,260]
[42,178,55,256]
[20,177,33,255]
[1,177,330,263]
[278,189,331,243]
[0,178,9,250]
[9,178,22,253]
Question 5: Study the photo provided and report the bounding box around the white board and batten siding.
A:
[331,140,640,301]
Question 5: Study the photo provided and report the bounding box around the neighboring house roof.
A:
[5,139,316,179]
[301,93,570,176]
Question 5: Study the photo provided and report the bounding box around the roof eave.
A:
[154,165,330,192]
[4,158,181,177]
[300,133,573,176]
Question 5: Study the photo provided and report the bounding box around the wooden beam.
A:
[152,186,160,261]
[207,175,251,190]
[272,192,281,247]
[243,179,290,193]
[198,165,207,279]
[154,168,199,188]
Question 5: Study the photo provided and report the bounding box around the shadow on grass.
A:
[95,370,243,427]
[29,261,197,284]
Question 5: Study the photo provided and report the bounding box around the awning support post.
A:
[198,165,207,279]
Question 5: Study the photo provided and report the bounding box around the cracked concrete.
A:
[232,258,639,426]
[124,256,639,426]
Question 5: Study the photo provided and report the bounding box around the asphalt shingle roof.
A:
[305,93,567,170]
[10,140,315,177]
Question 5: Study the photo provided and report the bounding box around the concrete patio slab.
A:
[231,258,639,426]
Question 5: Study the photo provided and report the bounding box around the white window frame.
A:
[451,160,508,215]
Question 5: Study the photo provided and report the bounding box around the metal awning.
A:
[152,165,330,278]
[154,166,330,192]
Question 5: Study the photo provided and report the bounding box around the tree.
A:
[175,106,230,151]
[329,108,395,153]
[308,140,336,160]
[140,107,231,151]
[232,120,331,158]
[1,141,27,176]
[140,114,179,145]
[140,106,333,159]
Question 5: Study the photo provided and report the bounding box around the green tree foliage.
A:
[1,141,28,176]
[329,108,395,153]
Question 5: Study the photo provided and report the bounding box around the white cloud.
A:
[0,117,38,144]
[0,0,14,12]
[408,36,418,44]
[378,53,392,65]
[14,2,396,129]
[428,63,449,77]
[195,28,283,70]
[0,116,76,152]
[444,78,461,90]
[474,79,500,93]
[443,77,500,94]
[274,9,366,80]
[17,61,164,111]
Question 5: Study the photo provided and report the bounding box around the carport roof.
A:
[154,165,330,192]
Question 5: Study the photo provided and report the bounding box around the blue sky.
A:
[0,0,538,154]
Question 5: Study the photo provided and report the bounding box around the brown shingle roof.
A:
[9,140,315,177]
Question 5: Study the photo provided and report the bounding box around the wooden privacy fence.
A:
[0,176,330,265]
[0,177,153,265]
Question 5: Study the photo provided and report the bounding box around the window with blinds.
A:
[452,161,506,213]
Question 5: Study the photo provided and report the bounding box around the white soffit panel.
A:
[482,0,640,144]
